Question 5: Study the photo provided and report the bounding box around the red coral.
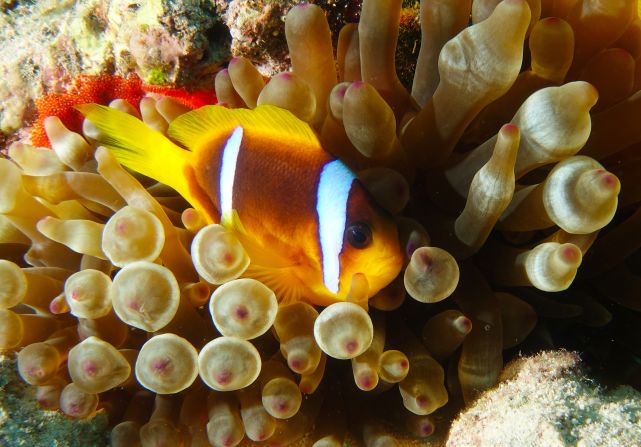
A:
[144,84,217,109]
[31,75,145,148]
[31,74,217,148]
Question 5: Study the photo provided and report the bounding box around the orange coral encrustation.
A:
[30,74,217,148]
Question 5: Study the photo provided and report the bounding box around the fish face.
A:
[314,160,403,305]
[335,181,403,300]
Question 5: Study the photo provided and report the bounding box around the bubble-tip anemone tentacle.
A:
[2,0,641,444]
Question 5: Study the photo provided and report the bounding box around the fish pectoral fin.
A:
[220,210,292,267]
[221,210,309,303]
[245,264,308,305]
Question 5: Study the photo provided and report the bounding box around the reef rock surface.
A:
[447,351,641,447]
[0,355,108,447]
[0,0,229,136]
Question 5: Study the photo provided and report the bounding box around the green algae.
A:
[0,356,109,447]
[145,67,169,85]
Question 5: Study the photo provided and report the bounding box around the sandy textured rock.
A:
[215,0,296,76]
[447,351,641,447]
[0,355,108,447]
[217,0,418,83]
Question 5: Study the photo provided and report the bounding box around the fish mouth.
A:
[369,236,405,292]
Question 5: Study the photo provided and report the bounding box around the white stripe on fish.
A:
[219,126,244,216]
[316,159,356,294]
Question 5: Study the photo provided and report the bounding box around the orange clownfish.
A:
[78,103,403,306]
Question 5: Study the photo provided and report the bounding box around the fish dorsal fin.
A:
[168,104,322,152]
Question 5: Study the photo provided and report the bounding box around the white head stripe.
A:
[316,159,356,294]
[219,126,244,216]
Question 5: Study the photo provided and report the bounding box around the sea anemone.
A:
[1,0,641,445]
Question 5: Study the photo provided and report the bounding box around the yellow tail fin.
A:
[76,103,200,210]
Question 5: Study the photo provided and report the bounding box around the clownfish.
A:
[78,103,403,306]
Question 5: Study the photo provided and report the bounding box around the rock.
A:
[217,0,418,84]
[0,0,229,135]
[447,351,641,446]
[217,0,296,76]
[0,355,109,447]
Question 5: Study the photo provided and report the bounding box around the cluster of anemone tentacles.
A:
[1,0,641,445]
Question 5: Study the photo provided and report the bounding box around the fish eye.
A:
[346,222,372,249]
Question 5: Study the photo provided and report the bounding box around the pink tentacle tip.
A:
[560,245,580,264]
[255,432,269,441]
[68,403,81,416]
[229,57,240,66]
[215,369,232,385]
[351,81,365,89]
[600,172,618,189]
[127,298,141,312]
[151,358,171,374]
[289,357,306,372]
[345,340,359,354]
[182,208,196,220]
[49,300,65,314]
[222,436,235,447]
[399,359,409,370]
[82,361,98,377]
[421,421,435,436]
[220,251,235,266]
[274,398,289,413]
[455,316,473,334]
[277,72,293,80]
[502,123,518,134]
[27,367,44,379]
[114,218,129,236]
[406,243,417,259]
[416,394,429,408]
[233,304,249,320]
[543,17,561,24]
[336,85,348,98]
[610,48,632,59]
[419,251,434,273]
[358,373,375,390]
